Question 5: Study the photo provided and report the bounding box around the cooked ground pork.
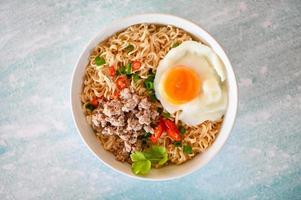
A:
[136,110,152,125]
[103,99,123,116]
[91,88,159,158]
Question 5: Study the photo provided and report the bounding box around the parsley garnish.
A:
[130,146,168,175]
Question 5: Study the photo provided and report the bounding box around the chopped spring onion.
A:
[95,56,105,66]
[119,63,132,75]
[183,145,192,154]
[125,63,132,75]
[174,141,182,147]
[132,73,140,82]
[144,73,156,100]
[125,44,134,52]
[147,73,155,81]
[118,66,126,75]
[144,80,154,90]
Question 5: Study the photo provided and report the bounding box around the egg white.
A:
[154,41,227,126]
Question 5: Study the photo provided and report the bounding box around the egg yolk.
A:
[163,65,201,104]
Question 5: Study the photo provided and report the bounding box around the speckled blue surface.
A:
[1,0,301,199]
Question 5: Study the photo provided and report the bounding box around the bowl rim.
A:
[70,13,238,181]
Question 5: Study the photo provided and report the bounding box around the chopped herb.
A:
[118,65,126,75]
[157,108,163,113]
[147,73,155,81]
[130,146,168,175]
[125,63,132,75]
[144,73,155,90]
[179,126,186,135]
[162,112,171,119]
[118,63,132,76]
[183,145,192,154]
[171,42,180,48]
[144,73,156,100]
[174,141,182,147]
[85,103,95,111]
[125,44,134,52]
[95,56,105,66]
[144,80,154,90]
[130,152,151,175]
[143,146,168,165]
[132,73,140,82]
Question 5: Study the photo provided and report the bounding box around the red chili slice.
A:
[131,61,141,71]
[91,97,98,107]
[163,119,182,141]
[115,76,129,90]
[109,65,116,77]
[150,119,165,143]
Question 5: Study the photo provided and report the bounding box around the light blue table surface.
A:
[1,0,301,199]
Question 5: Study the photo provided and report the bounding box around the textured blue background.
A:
[1,0,301,199]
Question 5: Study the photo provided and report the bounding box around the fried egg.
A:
[154,41,227,126]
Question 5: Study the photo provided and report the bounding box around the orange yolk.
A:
[163,65,201,105]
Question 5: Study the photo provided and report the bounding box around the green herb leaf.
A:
[132,73,140,82]
[125,44,134,53]
[85,103,95,111]
[130,152,146,162]
[130,146,168,176]
[171,42,180,48]
[95,56,105,66]
[174,141,182,147]
[159,153,168,165]
[144,146,168,165]
[157,108,163,113]
[132,160,151,175]
[183,145,192,154]
[162,112,171,119]
[179,126,186,135]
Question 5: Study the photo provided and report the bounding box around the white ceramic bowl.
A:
[71,14,238,181]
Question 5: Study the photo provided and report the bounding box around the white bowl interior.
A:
[71,14,238,180]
